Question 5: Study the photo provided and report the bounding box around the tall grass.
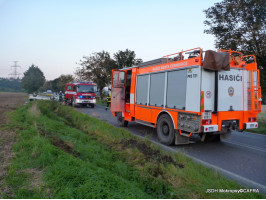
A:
[3,103,174,198]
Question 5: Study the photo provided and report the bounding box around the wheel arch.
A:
[156,110,176,129]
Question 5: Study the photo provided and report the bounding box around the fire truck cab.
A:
[65,82,97,108]
[110,47,262,145]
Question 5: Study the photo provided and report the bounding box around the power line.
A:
[8,61,22,79]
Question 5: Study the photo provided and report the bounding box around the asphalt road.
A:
[77,105,266,194]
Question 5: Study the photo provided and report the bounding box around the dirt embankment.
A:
[0,92,27,196]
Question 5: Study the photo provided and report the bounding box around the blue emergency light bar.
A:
[69,82,94,85]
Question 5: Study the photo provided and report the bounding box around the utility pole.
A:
[9,61,21,79]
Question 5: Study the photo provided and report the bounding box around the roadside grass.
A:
[3,101,264,198]
[96,99,106,106]
[3,103,175,198]
[247,105,266,135]
[247,118,266,135]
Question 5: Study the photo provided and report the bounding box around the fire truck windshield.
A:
[77,85,96,93]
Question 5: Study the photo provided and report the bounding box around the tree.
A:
[113,49,143,69]
[76,51,116,98]
[203,0,266,93]
[56,74,74,92]
[40,80,52,92]
[42,75,74,93]
[51,78,60,92]
[76,49,143,98]
[22,64,45,93]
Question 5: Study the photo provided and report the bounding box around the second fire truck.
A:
[65,82,97,108]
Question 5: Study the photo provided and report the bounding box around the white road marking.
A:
[224,140,266,153]
[241,131,266,137]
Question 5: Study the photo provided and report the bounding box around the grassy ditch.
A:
[2,101,264,198]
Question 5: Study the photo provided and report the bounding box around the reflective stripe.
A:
[65,91,77,95]
[130,93,134,104]
[200,91,204,112]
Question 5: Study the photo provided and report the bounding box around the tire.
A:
[81,104,87,108]
[157,114,175,145]
[117,112,128,127]
[72,98,77,107]
[90,104,95,108]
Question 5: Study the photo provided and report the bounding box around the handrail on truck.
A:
[163,47,202,63]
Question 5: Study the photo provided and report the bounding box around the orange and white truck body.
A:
[110,47,262,145]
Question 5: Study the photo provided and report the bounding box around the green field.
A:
[1,101,264,198]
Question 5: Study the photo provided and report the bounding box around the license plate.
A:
[83,101,89,103]
[250,124,254,128]
[203,112,212,119]
[209,127,214,131]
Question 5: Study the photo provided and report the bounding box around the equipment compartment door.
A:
[218,69,246,111]
[111,70,125,112]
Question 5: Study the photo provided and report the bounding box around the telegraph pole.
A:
[9,61,21,79]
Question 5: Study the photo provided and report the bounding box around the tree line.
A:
[75,49,142,97]
[0,78,23,92]
[21,64,74,94]
[21,49,142,96]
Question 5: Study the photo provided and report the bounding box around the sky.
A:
[0,0,223,80]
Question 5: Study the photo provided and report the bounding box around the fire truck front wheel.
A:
[117,112,128,127]
[157,114,175,145]
[71,98,78,107]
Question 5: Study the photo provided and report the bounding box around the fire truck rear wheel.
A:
[117,112,128,127]
[157,114,175,145]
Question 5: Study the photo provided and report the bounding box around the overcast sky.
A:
[0,0,223,80]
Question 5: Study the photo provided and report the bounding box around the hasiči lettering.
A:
[219,74,242,81]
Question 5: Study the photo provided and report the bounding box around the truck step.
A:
[180,133,191,137]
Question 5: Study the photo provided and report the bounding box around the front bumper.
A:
[76,99,96,104]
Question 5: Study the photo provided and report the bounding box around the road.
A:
[77,105,266,194]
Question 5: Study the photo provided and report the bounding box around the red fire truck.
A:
[65,82,97,108]
[110,47,262,145]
